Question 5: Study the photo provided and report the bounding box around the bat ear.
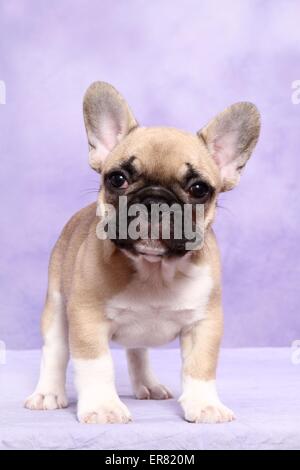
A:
[83,82,138,172]
[198,102,260,191]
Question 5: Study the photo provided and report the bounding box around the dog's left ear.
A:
[198,102,260,191]
[83,81,138,172]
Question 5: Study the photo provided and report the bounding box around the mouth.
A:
[134,240,167,257]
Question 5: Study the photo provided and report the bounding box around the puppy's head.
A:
[83,82,260,258]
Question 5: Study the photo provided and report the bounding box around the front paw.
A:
[179,378,235,424]
[25,391,68,410]
[181,398,235,423]
[78,398,132,424]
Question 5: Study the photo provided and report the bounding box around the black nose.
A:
[132,186,180,208]
[142,196,170,210]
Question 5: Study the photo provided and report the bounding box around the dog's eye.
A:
[189,181,211,201]
[108,172,129,189]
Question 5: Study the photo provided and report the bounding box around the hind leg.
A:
[127,348,173,400]
[25,291,69,410]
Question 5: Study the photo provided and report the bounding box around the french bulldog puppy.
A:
[25,82,260,424]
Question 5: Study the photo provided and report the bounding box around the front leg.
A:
[179,299,235,424]
[69,305,131,424]
[25,292,69,411]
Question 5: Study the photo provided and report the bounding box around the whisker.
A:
[80,188,101,196]
[216,202,232,214]
[81,188,100,191]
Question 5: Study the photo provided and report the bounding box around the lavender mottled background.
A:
[0,0,299,349]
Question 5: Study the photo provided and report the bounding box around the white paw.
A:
[181,399,235,423]
[135,383,173,400]
[78,399,132,424]
[25,392,68,410]
[179,377,235,423]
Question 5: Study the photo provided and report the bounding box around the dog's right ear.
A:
[83,82,138,172]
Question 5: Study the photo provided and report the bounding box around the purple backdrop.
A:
[0,0,299,349]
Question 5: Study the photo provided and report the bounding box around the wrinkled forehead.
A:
[103,127,221,187]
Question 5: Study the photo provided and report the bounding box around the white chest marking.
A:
[106,257,213,348]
